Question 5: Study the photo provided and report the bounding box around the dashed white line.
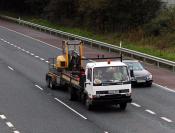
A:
[6,122,14,128]
[0,115,7,120]
[35,85,43,91]
[17,47,21,49]
[40,58,45,61]
[35,55,39,58]
[0,26,61,50]
[104,131,109,133]
[14,45,17,48]
[54,98,87,120]
[145,109,156,115]
[26,51,30,54]
[8,66,14,71]
[160,117,173,123]
[21,49,25,51]
[131,102,141,107]
[30,53,34,56]
[14,131,20,133]
[45,61,49,63]
[10,43,14,46]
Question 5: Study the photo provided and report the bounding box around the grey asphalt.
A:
[0,26,175,133]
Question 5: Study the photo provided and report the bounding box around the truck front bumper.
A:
[90,94,132,105]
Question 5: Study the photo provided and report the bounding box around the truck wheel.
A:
[119,103,127,110]
[69,87,77,101]
[85,96,93,110]
[49,81,56,90]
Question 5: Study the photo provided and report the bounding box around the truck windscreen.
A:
[93,66,130,85]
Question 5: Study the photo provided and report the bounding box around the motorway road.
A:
[0,22,175,133]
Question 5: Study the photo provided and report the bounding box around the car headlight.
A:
[147,74,152,80]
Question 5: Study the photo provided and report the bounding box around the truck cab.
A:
[84,61,132,110]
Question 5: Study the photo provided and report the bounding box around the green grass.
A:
[0,12,175,61]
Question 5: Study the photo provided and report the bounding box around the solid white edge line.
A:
[145,109,156,115]
[6,122,14,128]
[131,102,141,107]
[8,66,14,71]
[153,83,175,93]
[0,115,7,119]
[54,98,87,120]
[0,26,61,50]
[35,85,43,91]
[160,117,173,123]
[14,131,20,133]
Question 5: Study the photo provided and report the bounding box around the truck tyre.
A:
[49,80,56,90]
[119,103,127,110]
[69,87,77,101]
[85,96,93,110]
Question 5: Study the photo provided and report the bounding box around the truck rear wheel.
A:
[69,87,77,101]
[49,80,56,90]
[119,103,127,110]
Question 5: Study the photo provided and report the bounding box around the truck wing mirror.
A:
[85,82,91,85]
[130,69,134,77]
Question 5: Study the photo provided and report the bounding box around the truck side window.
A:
[87,68,92,81]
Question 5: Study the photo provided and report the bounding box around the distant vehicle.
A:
[123,60,153,87]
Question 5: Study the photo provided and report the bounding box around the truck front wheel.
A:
[119,103,127,110]
[85,96,93,110]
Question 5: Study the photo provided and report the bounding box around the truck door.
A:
[85,68,93,93]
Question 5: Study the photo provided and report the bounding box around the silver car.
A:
[123,60,153,87]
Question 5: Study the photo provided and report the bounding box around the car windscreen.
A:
[124,62,144,71]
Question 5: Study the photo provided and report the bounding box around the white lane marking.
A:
[40,58,45,61]
[0,38,4,41]
[14,131,20,133]
[6,122,14,128]
[21,49,25,51]
[35,85,43,91]
[145,109,156,115]
[0,26,61,50]
[131,102,141,107]
[160,117,173,123]
[30,53,34,56]
[8,66,14,71]
[26,51,30,54]
[45,61,49,63]
[0,115,7,119]
[14,45,17,48]
[54,98,87,120]
[153,83,175,93]
[6,41,10,44]
[17,47,21,49]
[104,131,109,133]
[35,55,39,58]
[4,40,7,43]
[10,43,14,46]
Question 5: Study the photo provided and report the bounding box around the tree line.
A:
[0,0,162,32]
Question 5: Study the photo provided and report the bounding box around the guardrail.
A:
[1,15,175,71]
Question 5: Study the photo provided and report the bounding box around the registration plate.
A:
[108,90,119,94]
[137,80,146,83]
